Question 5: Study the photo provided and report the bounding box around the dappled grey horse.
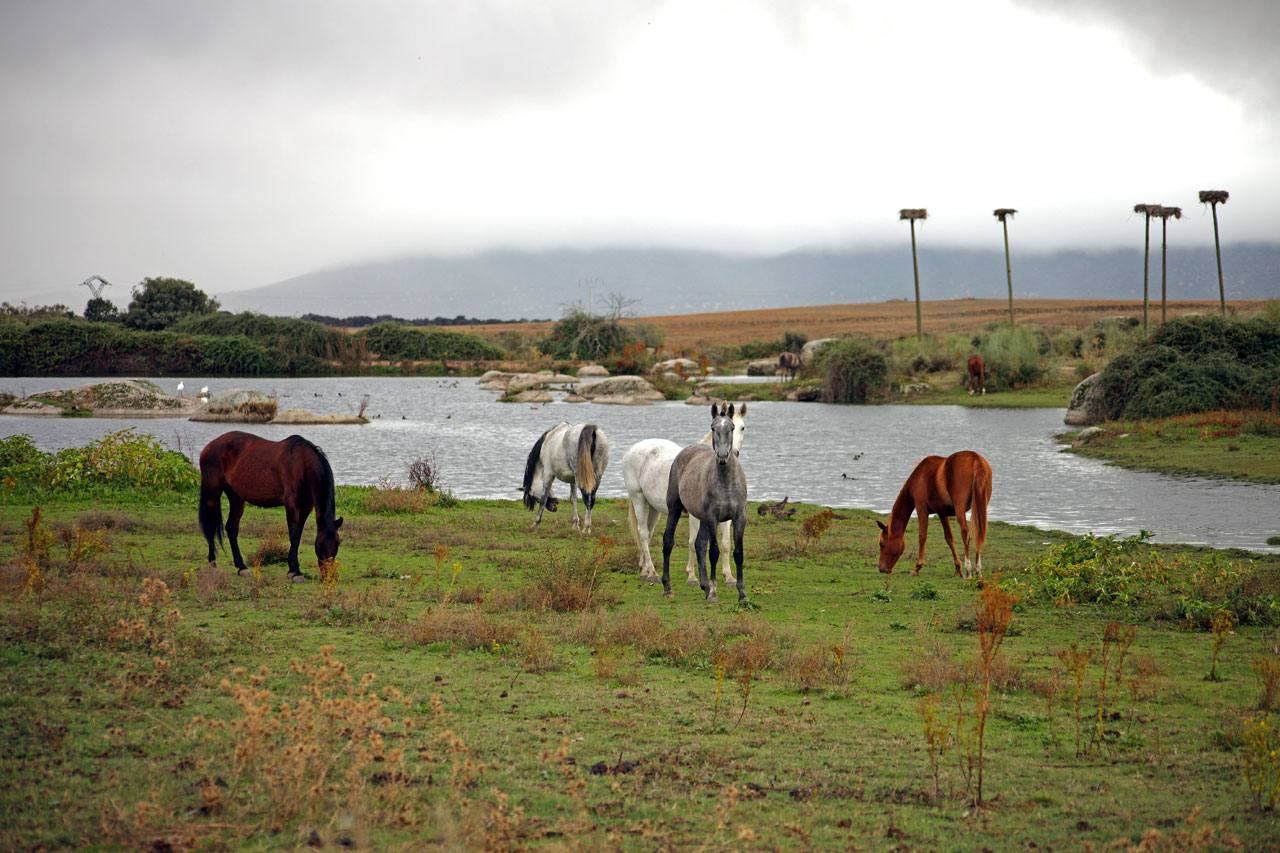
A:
[661,403,749,603]
[522,422,609,533]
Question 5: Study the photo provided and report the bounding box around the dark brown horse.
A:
[199,431,343,581]
[777,351,801,381]
[966,354,986,395]
[876,450,991,578]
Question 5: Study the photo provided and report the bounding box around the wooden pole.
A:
[1002,217,1014,326]
[910,219,922,339]
[1211,202,1225,316]
[1142,213,1151,334]
[1161,214,1168,324]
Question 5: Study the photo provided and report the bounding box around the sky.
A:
[2,0,1278,305]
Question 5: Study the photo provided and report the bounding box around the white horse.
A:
[622,403,745,584]
[522,422,609,533]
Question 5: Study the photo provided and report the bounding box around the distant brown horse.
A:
[966,354,986,395]
[199,431,343,581]
[876,450,991,578]
[777,351,801,381]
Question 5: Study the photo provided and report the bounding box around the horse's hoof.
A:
[663,590,673,599]
[289,573,308,583]
[641,573,660,584]
[706,594,719,604]
[686,577,700,587]
[236,568,249,577]
[911,567,921,576]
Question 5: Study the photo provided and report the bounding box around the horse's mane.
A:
[286,435,336,522]
[522,427,552,510]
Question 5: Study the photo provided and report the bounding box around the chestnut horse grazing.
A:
[199,431,343,581]
[877,450,991,578]
[966,355,986,395]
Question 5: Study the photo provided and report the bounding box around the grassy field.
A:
[4,488,1280,849]
[464,298,1265,351]
[1061,410,1280,484]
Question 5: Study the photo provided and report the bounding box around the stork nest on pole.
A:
[1198,190,1229,205]
[992,208,1017,221]
[1133,203,1159,216]
[899,208,928,221]
[1152,205,1182,220]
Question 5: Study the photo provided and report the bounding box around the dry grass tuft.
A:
[901,642,966,693]
[408,605,517,651]
[251,532,290,566]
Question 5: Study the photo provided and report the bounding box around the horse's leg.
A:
[201,488,221,567]
[685,517,701,586]
[719,520,735,583]
[285,504,305,578]
[226,493,249,574]
[955,503,973,579]
[939,516,962,576]
[732,512,747,602]
[696,521,716,603]
[661,503,684,599]
[531,477,552,529]
[568,482,581,531]
[633,500,657,581]
[912,503,929,575]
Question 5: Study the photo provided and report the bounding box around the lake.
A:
[3,375,1278,553]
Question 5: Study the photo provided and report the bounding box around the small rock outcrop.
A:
[801,338,837,365]
[786,386,823,402]
[1064,372,1108,426]
[1,379,197,418]
[480,371,578,393]
[578,375,665,405]
[191,389,278,423]
[746,358,778,376]
[270,409,369,425]
[576,364,609,378]
[651,358,700,376]
[1072,426,1106,446]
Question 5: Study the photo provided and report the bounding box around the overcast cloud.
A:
[2,0,1277,305]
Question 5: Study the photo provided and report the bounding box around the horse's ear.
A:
[711,403,719,419]
[738,402,747,417]
[875,520,887,533]
[727,403,735,418]
[335,517,344,529]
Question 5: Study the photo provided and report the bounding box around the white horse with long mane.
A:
[522,422,609,533]
[622,403,745,584]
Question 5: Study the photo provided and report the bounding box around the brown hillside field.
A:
[462,298,1264,351]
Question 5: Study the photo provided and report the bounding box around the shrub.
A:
[539,308,633,361]
[1097,314,1280,419]
[360,322,504,360]
[815,337,888,403]
[977,326,1047,390]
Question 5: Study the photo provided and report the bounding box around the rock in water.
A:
[1064,372,1107,426]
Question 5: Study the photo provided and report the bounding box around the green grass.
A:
[2,491,1278,848]
[1060,412,1280,484]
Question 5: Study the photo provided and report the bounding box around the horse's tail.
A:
[199,483,224,552]
[971,456,991,538]
[522,429,550,510]
[576,425,599,504]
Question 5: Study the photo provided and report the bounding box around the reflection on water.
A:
[3,375,1278,552]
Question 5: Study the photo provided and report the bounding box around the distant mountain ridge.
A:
[219,243,1280,318]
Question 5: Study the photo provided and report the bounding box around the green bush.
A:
[889,334,964,377]
[361,322,504,361]
[1016,530,1280,628]
[1097,314,1280,419]
[977,326,1047,390]
[815,337,888,403]
[0,430,198,496]
[174,312,343,373]
[538,310,632,361]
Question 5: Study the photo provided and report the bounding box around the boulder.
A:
[578,375,665,405]
[506,389,553,403]
[482,372,578,392]
[746,358,778,376]
[786,386,823,402]
[801,338,837,365]
[562,393,587,403]
[1073,426,1106,446]
[1064,372,1107,426]
[651,357,700,375]
[191,389,277,423]
[898,382,932,396]
[478,369,506,381]
[576,364,609,378]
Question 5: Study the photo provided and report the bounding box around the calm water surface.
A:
[3,376,1277,553]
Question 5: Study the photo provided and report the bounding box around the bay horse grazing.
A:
[777,351,801,381]
[876,450,991,579]
[622,404,746,584]
[522,422,609,533]
[199,431,343,581]
[661,404,749,603]
[966,354,986,395]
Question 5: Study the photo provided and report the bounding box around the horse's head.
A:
[316,516,343,565]
[875,519,904,574]
[730,402,747,457]
[710,403,736,465]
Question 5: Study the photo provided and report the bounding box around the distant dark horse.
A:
[199,431,343,581]
[777,351,801,381]
[966,354,986,395]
